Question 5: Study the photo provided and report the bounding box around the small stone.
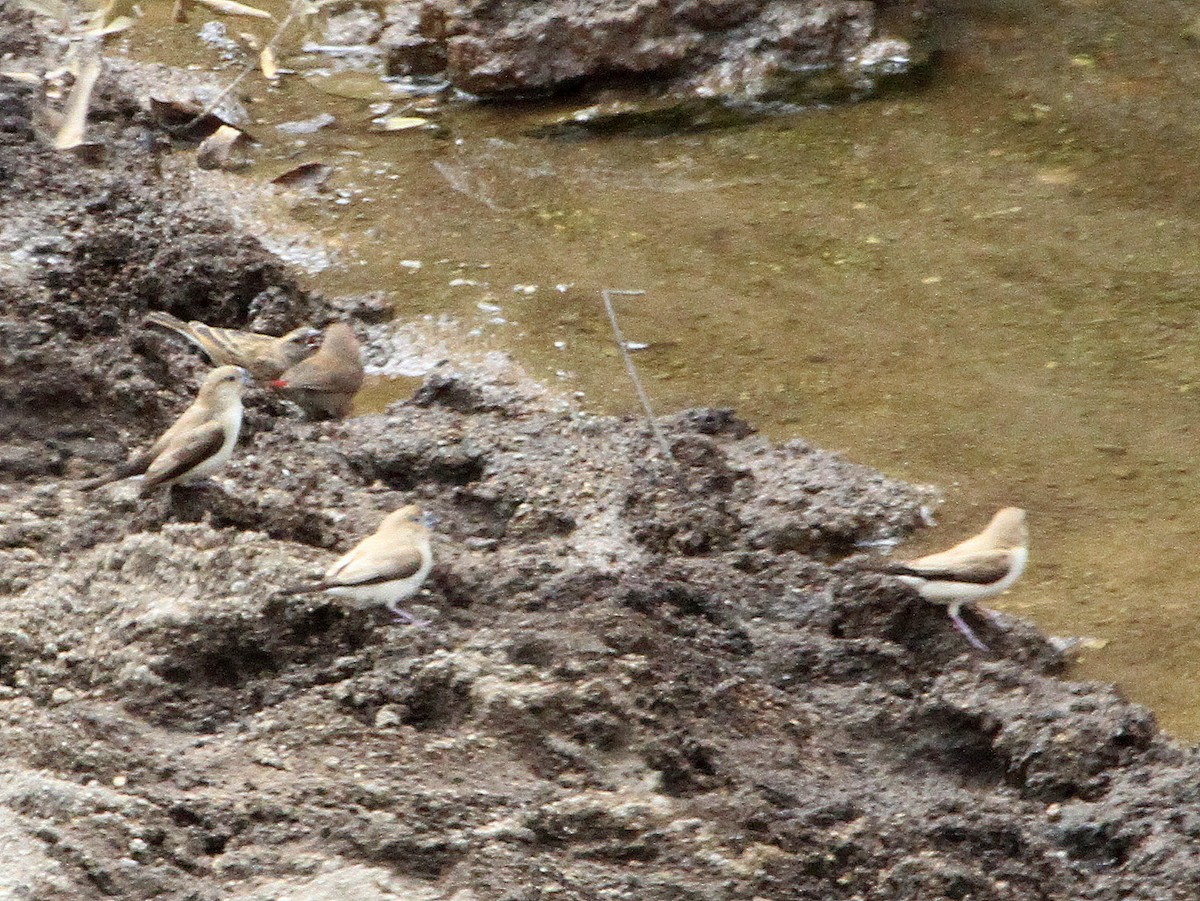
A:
[319,6,383,45]
[276,113,337,135]
[374,705,403,728]
[50,687,75,705]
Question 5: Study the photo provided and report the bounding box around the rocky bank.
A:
[4,4,1200,900]
[319,0,926,102]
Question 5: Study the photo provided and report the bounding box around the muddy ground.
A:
[4,5,1200,901]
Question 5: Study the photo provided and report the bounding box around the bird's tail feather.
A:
[77,457,149,491]
[145,310,218,357]
[77,473,117,491]
[147,312,243,366]
[144,310,192,335]
[277,583,327,597]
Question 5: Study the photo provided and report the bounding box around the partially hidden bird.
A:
[867,507,1029,652]
[80,365,249,495]
[270,321,364,419]
[145,310,322,381]
[282,505,434,624]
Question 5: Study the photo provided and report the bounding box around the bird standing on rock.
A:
[80,365,249,495]
[270,322,365,419]
[282,505,435,624]
[145,311,322,381]
[868,507,1029,652]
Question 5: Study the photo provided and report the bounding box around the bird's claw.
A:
[388,605,431,628]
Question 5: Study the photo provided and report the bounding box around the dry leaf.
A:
[275,112,334,134]
[14,0,69,17]
[0,71,44,86]
[371,115,429,132]
[148,96,251,143]
[260,45,278,79]
[192,0,273,19]
[196,124,252,170]
[271,161,334,189]
[88,0,137,29]
[84,14,136,36]
[53,55,102,151]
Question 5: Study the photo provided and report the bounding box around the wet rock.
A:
[411,371,505,414]
[318,2,386,46]
[275,113,338,135]
[380,0,927,103]
[526,94,762,139]
[327,291,396,324]
[676,407,756,439]
[378,2,448,77]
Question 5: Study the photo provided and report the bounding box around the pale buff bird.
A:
[283,505,434,624]
[145,310,322,381]
[870,507,1029,651]
[81,365,249,495]
[270,322,364,419]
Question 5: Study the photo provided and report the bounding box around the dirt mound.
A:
[3,8,1200,901]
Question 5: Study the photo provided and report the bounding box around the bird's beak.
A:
[421,512,439,528]
[238,367,252,386]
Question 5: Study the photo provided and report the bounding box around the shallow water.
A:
[120,0,1200,736]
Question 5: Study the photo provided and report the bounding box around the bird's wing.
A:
[143,399,210,461]
[279,355,365,394]
[326,540,425,587]
[190,323,278,369]
[882,548,1013,585]
[142,422,226,487]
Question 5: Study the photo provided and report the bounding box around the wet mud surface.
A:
[4,6,1200,900]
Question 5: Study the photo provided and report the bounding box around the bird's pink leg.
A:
[388,600,430,628]
[948,604,990,652]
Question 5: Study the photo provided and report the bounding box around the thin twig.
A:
[184,0,307,131]
[601,289,674,463]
